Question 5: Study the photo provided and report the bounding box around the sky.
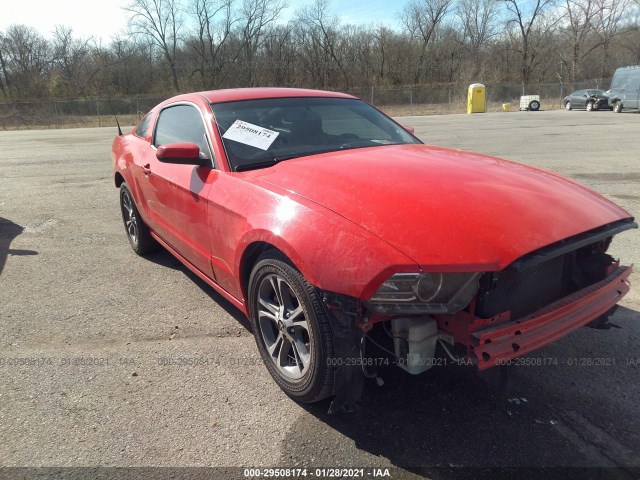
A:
[0,0,406,42]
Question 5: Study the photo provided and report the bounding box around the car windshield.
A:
[610,70,630,90]
[210,97,421,171]
[587,90,606,96]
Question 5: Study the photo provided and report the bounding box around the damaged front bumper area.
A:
[471,265,632,370]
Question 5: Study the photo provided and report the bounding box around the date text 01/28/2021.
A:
[243,468,391,477]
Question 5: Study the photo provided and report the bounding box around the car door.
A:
[568,90,580,107]
[575,90,588,108]
[139,102,218,277]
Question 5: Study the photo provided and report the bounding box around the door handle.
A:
[142,164,151,175]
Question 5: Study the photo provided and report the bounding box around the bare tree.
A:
[94,36,156,95]
[3,0,640,101]
[559,0,600,81]
[0,32,10,96]
[455,0,500,78]
[592,0,634,77]
[238,0,286,85]
[125,0,183,91]
[502,0,558,83]
[0,25,51,97]
[260,24,296,85]
[189,0,236,88]
[401,0,454,84]
[51,26,95,97]
[294,0,349,88]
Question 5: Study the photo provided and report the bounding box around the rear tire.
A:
[248,252,334,403]
[119,183,157,255]
[586,101,593,111]
[529,100,540,111]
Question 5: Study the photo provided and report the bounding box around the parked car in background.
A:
[608,65,640,113]
[564,89,610,111]
[112,88,635,412]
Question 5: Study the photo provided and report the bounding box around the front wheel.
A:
[529,100,540,111]
[248,253,334,403]
[613,101,622,113]
[586,101,593,111]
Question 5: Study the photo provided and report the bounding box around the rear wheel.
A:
[529,100,540,111]
[613,101,622,113]
[586,101,593,111]
[120,183,156,255]
[248,252,334,403]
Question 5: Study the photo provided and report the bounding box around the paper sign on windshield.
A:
[222,120,279,151]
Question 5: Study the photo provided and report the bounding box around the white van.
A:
[608,65,640,113]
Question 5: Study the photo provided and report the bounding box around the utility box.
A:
[467,83,486,113]
[520,95,541,111]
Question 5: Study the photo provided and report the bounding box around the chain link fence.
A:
[0,80,610,130]
[0,96,166,131]
[347,79,610,116]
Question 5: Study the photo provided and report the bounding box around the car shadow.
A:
[284,306,640,479]
[0,217,38,276]
[144,247,251,331]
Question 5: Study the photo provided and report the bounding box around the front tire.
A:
[529,100,540,111]
[248,252,334,403]
[120,183,156,255]
[586,101,593,111]
[565,101,572,111]
[613,101,622,113]
[586,306,618,329]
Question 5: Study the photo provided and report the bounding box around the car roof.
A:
[164,87,358,105]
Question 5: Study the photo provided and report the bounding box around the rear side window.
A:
[153,104,209,156]
[135,114,152,138]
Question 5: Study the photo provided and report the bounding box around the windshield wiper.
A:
[234,153,303,172]
[235,160,278,172]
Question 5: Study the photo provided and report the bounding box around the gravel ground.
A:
[0,109,639,479]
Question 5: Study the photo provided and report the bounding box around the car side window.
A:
[154,104,212,160]
[134,113,152,139]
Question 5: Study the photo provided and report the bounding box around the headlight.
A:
[365,272,481,314]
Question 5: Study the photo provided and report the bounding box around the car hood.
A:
[246,144,632,271]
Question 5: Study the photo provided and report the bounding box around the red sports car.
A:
[112,88,635,412]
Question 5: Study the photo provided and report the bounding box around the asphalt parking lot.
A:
[1,109,639,478]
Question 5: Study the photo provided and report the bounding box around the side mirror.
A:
[156,143,208,166]
[403,125,415,135]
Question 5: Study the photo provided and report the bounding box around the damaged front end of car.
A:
[322,219,635,412]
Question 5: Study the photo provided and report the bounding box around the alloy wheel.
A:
[256,273,311,380]
[121,189,138,245]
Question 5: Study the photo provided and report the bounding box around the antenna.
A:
[115,116,123,136]
[105,97,124,136]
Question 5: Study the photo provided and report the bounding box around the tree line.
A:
[1,0,639,101]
